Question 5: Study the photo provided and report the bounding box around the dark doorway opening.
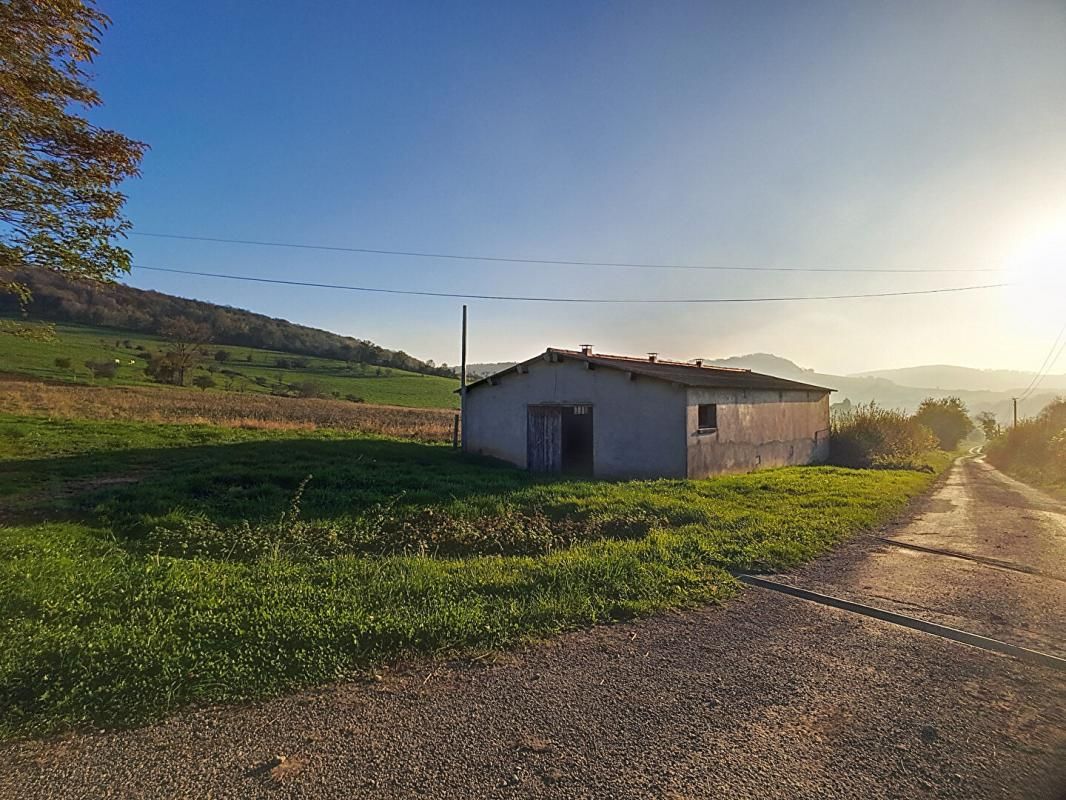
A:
[526,405,594,475]
[561,405,594,475]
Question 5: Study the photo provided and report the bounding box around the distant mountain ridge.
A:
[465,351,1063,422]
[853,364,1066,393]
[707,353,1061,420]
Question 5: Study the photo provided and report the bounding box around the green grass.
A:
[0,414,949,739]
[0,318,459,408]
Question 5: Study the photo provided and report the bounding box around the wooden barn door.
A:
[527,405,562,473]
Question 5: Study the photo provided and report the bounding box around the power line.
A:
[131,264,1009,304]
[1018,320,1066,401]
[129,231,1002,275]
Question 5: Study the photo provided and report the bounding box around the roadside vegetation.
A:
[0,412,949,738]
[0,319,459,409]
[828,396,971,469]
[985,398,1066,498]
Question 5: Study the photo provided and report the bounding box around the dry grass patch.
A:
[0,379,455,441]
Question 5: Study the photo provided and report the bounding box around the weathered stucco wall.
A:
[685,388,830,478]
[463,357,688,479]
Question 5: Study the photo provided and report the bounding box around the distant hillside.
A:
[0,319,459,409]
[854,364,1066,393]
[706,354,1061,420]
[3,269,452,378]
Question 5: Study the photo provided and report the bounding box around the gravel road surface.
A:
[3,457,1064,799]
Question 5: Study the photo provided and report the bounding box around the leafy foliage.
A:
[829,402,939,468]
[151,318,210,386]
[913,396,975,450]
[975,410,1001,440]
[0,0,146,289]
[82,358,115,379]
[986,398,1066,496]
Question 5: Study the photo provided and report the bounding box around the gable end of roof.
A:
[460,348,834,394]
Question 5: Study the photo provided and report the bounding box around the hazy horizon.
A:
[93,1,1066,375]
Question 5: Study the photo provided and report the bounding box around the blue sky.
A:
[92,1,1066,373]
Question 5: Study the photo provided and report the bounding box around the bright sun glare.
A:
[1006,221,1066,322]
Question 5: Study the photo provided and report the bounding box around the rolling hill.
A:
[0,319,460,409]
[853,364,1066,393]
[2,269,454,378]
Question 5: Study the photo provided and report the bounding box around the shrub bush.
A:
[83,359,117,379]
[914,396,974,450]
[830,402,938,469]
[986,398,1066,491]
[295,380,325,398]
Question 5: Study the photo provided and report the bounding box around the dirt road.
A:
[4,457,1065,799]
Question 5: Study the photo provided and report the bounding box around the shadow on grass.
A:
[0,437,546,533]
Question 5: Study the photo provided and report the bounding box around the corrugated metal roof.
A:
[462,348,834,393]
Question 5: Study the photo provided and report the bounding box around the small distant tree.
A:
[975,411,1001,441]
[294,380,324,398]
[55,356,77,380]
[914,397,975,451]
[83,359,116,380]
[144,352,180,385]
[158,319,211,385]
[214,349,231,363]
[220,369,242,390]
[191,375,215,392]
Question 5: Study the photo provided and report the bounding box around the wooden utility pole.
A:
[1012,396,1018,428]
[459,304,468,450]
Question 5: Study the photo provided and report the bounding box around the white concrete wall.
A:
[463,356,688,479]
[685,388,831,477]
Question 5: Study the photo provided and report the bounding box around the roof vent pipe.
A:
[648,352,658,363]
[580,344,593,356]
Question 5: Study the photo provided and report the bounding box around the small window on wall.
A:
[697,403,717,432]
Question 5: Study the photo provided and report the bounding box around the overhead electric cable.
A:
[131,264,1008,304]
[1018,320,1066,401]
[129,231,1001,275]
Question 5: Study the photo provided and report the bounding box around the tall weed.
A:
[830,402,938,469]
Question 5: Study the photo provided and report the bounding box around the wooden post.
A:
[459,304,467,450]
[1013,396,1018,428]
[452,414,460,448]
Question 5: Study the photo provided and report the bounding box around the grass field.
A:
[0,412,950,739]
[0,318,459,408]
[0,378,456,440]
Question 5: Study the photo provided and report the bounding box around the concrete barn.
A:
[461,347,833,479]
